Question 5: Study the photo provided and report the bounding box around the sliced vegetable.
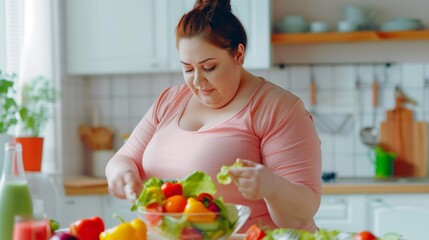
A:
[354,230,377,240]
[165,195,187,213]
[144,202,163,225]
[184,197,216,223]
[50,219,60,233]
[216,161,244,185]
[69,216,105,240]
[99,214,146,240]
[161,181,183,198]
[245,224,266,240]
[197,193,220,212]
[131,177,164,211]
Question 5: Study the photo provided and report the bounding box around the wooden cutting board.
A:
[380,107,428,177]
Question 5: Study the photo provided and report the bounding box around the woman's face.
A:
[178,37,244,109]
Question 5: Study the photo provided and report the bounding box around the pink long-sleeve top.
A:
[117,79,322,231]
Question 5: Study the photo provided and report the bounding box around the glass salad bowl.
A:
[137,204,251,240]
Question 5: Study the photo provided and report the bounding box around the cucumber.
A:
[192,221,219,231]
[224,203,239,224]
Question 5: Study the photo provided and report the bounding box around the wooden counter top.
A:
[63,176,109,196]
[63,176,429,196]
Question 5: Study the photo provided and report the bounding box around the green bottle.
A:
[0,143,33,240]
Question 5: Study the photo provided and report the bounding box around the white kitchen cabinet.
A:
[66,0,169,75]
[102,195,137,229]
[367,194,429,240]
[314,195,366,233]
[316,193,429,238]
[231,0,270,69]
[59,195,103,227]
[65,0,270,75]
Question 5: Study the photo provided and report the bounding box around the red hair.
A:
[176,0,247,57]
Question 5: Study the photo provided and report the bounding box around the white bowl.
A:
[380,19,424,31]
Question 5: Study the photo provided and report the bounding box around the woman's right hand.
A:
[107,170,142,202]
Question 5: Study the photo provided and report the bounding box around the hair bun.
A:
[194,0,232,13]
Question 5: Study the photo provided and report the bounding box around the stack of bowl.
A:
[275,16,309,33]
[380,18,424,31]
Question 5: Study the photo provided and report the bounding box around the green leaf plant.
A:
[18,76,57,137]
[0,72,18,134]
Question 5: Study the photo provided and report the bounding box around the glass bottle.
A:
[0,143,33,240]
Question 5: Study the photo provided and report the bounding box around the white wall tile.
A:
[61,61,429,177]
[402,63,424,88]
[88,76,111,97]
[312,65,333,90]
[333,65,356,90]
[112,98,130,118]
[130,74,152,96]
[151,73,175,97]
[333,153,355,177]
[354,152,375,177]
[289,66,310,90]
[111,75,130,97]
[266,68,288,90]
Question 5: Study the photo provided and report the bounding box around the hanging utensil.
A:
[360,67,379,148]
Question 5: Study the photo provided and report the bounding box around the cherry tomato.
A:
[245,224,266,240]
[181,227,203,240]
[144,202,163,225]
[165,195,187,213]
[161,182,183,198]
[354,230,377,240]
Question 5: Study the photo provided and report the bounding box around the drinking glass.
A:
[13,214,51,240]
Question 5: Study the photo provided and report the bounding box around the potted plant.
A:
[0,71,18,172]
[14,76,57,172]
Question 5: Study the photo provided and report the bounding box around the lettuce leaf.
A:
[216,161,244,185]
[131,176,164,211]
[180,171,216,198]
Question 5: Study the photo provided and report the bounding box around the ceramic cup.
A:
[91,149,115,178]
[310,21,330,33]
[342,4,377,30]
[337,21,358,32]
[277,15,309,33]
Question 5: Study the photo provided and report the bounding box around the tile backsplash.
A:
[62,63,429,177]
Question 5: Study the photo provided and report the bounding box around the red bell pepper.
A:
[69,216,105,240]
[196,192,220,212]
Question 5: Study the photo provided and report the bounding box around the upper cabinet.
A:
[66,0,169,74]
[232,0,270,69]
[65,0,270,75]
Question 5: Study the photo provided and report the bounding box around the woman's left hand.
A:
[228,159,278,200]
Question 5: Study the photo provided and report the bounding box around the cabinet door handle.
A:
[65,199,75,205]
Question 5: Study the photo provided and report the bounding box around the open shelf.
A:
[271,29,429,44]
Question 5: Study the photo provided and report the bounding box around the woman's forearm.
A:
[264,174,321,230]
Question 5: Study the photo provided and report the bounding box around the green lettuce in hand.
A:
[216,161,244,185]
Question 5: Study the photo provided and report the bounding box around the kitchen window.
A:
[1,0,61,175]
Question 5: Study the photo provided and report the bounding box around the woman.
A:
[106,0,322,232]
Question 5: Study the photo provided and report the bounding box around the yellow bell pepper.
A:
[184,197,216,223]
[99,215,147,240]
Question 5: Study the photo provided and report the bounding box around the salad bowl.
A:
[137,204,251,240]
